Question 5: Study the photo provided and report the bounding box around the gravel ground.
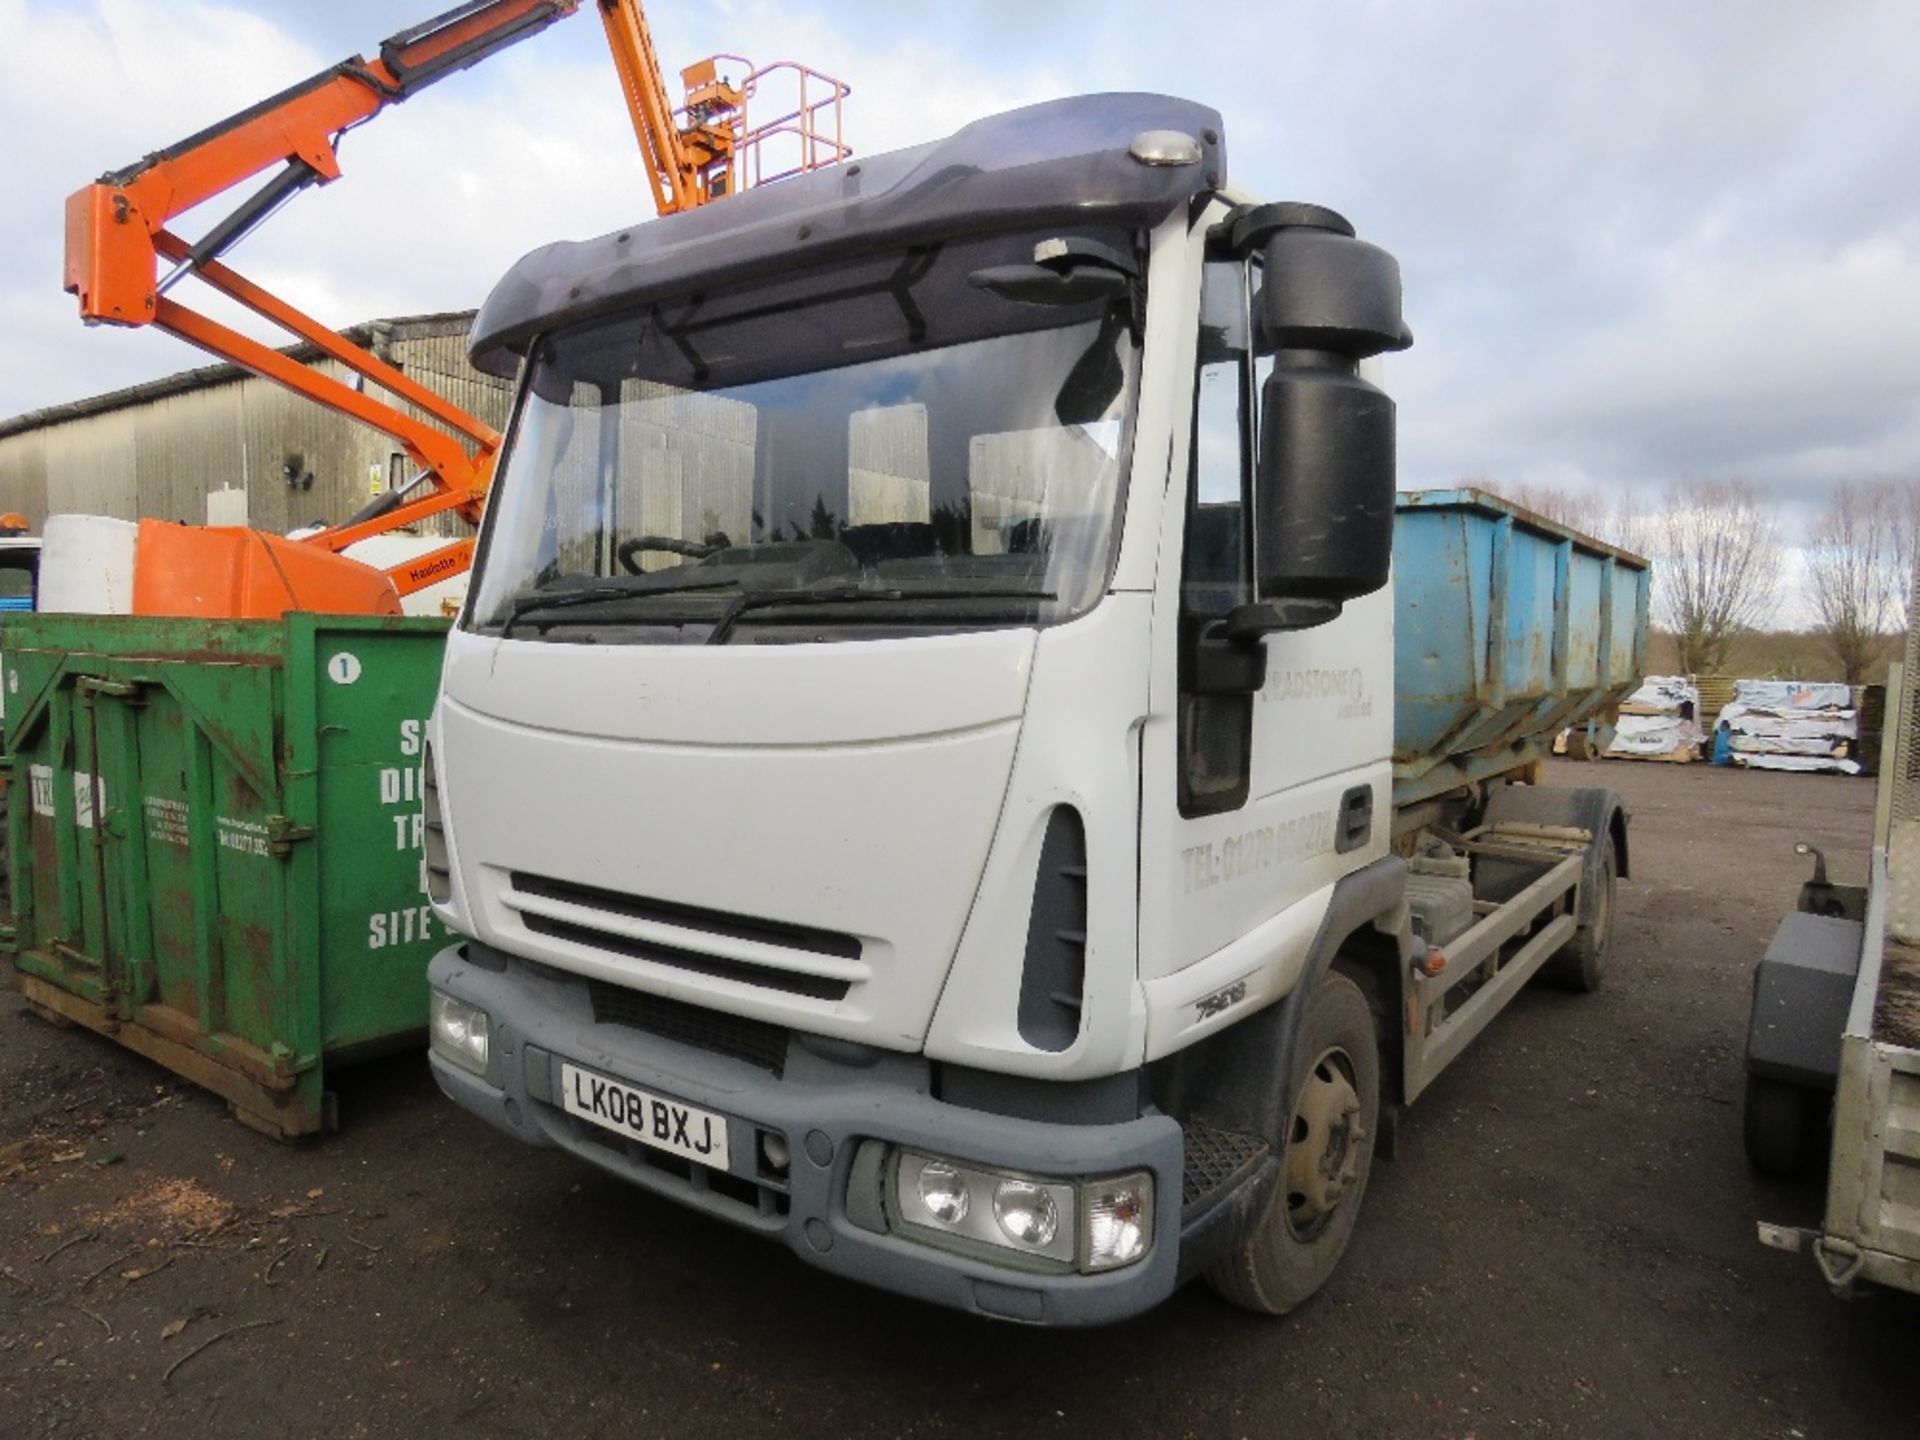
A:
[1,759,1912,1438]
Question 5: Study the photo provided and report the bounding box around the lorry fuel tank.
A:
[1406,849,1474,949]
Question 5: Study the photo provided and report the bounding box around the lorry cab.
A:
[424,93,1623,1324]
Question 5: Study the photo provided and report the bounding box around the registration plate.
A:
[559,1062,731,1170]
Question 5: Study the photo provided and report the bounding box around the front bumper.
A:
[428,943,1186,1325]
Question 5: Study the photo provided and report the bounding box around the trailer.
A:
[421,94,1650,1323]
[1747,618,1920,1297]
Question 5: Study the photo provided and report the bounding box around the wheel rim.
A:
[1284,1046,1366,1241]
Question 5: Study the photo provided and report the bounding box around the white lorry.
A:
[422,94,1647,1323]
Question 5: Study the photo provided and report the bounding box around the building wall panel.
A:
[0,316,505,554]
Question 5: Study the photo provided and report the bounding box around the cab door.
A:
[1138,249,1393,1002]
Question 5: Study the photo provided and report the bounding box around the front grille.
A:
[1182,1118,1269,1207]
[526,912,851,1000]
[511,871,860,1001]
[568,1117,790,1221]
[511,872,860,959]
[421,744,450,903]
[588,980,790,1077]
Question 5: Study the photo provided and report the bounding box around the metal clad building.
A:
[0,313,508,540]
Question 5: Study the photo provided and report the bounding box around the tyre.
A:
[1207,972,1380,1316]
[1743,1075,1828,1179]
[1540,836,1616,992]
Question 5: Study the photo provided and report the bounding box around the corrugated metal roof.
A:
[0,311,478,441]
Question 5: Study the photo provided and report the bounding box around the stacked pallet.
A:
[1718,680,1860,775]
[1856,684,1887,777]
[1695,675,1738,731]
[1604,675,1703,762]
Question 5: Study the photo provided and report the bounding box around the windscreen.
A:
[466,227,1142,644]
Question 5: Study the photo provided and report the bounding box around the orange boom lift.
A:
[62,0,848,617]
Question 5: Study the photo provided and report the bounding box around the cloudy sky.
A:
[3,0,1917,571]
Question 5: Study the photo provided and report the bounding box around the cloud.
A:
[0,0,327,407]
[4,0,1919,612]
[0,0,1069,418]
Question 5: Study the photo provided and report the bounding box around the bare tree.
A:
[1883,477,1920,629]
[1806,480,1907,684]
[1505,482,1600,533]
[1650,478,1781,674]
[1488,480,1644,552]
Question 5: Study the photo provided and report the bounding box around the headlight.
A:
[891,1150,1153,1272]
[895,1152,1075,1263]
[918,1161,971,1224]
[992,1179,1059,1247]
[429,990,490,1077]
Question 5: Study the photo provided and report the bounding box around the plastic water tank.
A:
[36,515,138,614]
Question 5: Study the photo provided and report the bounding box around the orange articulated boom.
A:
[599,0,708,215]
[599,0,851,212]
[599,0,741,213]
[62,0,582,615]
[62,0,848,617]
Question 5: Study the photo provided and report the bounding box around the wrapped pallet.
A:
[1604,674,1702,762]
[1718,679,1861,775]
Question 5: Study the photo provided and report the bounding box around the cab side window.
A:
[1177,258,1254,817]
[1183,259,1252,613]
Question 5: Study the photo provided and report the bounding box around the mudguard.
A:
[1481,783,1629,932]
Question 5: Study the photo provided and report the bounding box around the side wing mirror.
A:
[1243,204,1411,623]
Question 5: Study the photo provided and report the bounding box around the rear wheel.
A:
[1743,1075,1829,1179]
[1207,973,1380,1316]
[1541,836,1615,991]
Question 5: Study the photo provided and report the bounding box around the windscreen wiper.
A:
[706,586,1056,646]
[499,575,736,638]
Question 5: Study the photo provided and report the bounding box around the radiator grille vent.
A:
[510,871,860,1001]
[587,980,790,1077]
[421,744,450,904]
[512,872,859,958]
[1015,806,1089,1052]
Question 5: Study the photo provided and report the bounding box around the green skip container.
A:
[1,612,449,1137]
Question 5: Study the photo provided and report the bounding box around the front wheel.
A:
[1207,972,1380,1316]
